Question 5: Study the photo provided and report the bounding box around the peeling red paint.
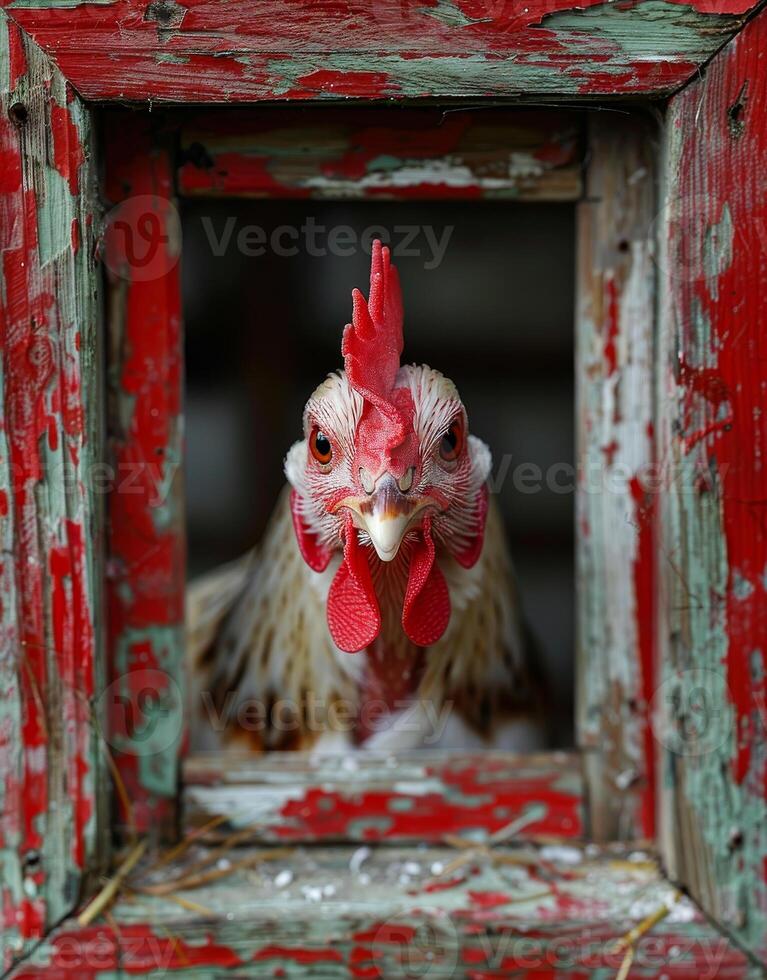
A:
[103,113,185,835]
[254,945,344,964]
[630,476,656,839]
[0,0,755,103]
[669,14,767,787]
[0,16,99,968]
[659,9,767,959]
[51,101,84,196]
[178,108,581,202]
[7,21,27,90]
[602,276,619,376]
[268,762,582,842]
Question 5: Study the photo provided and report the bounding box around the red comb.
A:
[342,241,408,451]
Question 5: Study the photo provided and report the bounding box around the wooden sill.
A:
[182,750,585,844]
[12,841,753,977]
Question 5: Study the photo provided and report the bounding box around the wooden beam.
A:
[658,6,767,964]
[0,0,758,103]
[575,114,658,842]
[102,112,186,842]
[177,108,584,202]
[0,11,105,969]
[183,751,584,843]
[11,842,751,977]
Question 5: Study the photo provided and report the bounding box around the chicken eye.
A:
[310,427,333,465]
[439,419,464,462]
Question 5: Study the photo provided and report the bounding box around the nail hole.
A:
[617,239,630,254]
[9,102,28,127]
[728,83,748,139]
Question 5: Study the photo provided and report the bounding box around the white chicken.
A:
[188,242,544,754]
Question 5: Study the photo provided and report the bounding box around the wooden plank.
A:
[658,7,767,964]
[0,0,758,103]
[102,112,186,841]
[183,752,584,844]
[575,115,658,843]
[0,11,105,970]
[10,842,753,977]
[177,108,583,201]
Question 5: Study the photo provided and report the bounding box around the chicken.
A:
[187,241,544,754]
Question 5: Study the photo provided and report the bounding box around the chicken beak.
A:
[363,508,412,563]
[341,471,425,563]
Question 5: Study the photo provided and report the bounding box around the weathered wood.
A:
[0,12,104,970]
[184,751,584,844]
[575,114,658,842]
[9,842,753,977]
[103,112,186,840]
[178,109,583,201]
[658,7,767,964]
[0,0,757,103]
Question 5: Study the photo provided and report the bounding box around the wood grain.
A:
[659,7,767,964]
[0,0,757,103]
[11,841,752,977]
[0,12,104,970]
[177,108,584,202]
[183,751,585,844]
[575,114,658,843]
[102,112,186,841]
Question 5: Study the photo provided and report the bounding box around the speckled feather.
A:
[187,445,537,753]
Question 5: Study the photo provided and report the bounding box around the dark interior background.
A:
[182,200,575,744]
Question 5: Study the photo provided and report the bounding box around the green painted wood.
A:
[575,114,658,843]
[0,0,759,103]
[658,7,767,964]
[0,11,106,970]
[176,108,584,202]
[183,751,584,843]
[9,842,754,976]
[101,112,186,841]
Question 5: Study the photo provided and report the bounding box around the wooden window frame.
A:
[1,1,766,971]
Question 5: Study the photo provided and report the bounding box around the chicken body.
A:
[187,245,543,753]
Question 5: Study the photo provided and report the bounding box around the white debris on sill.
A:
[301,885,324,903]
[539,845,583,866]
[274,869,293,889]
[350,846,371,874]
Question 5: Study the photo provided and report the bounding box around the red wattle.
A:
[290,489,332,572]
[402,515,451,647]
[327,517,381,653]
[454,484,489,569]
